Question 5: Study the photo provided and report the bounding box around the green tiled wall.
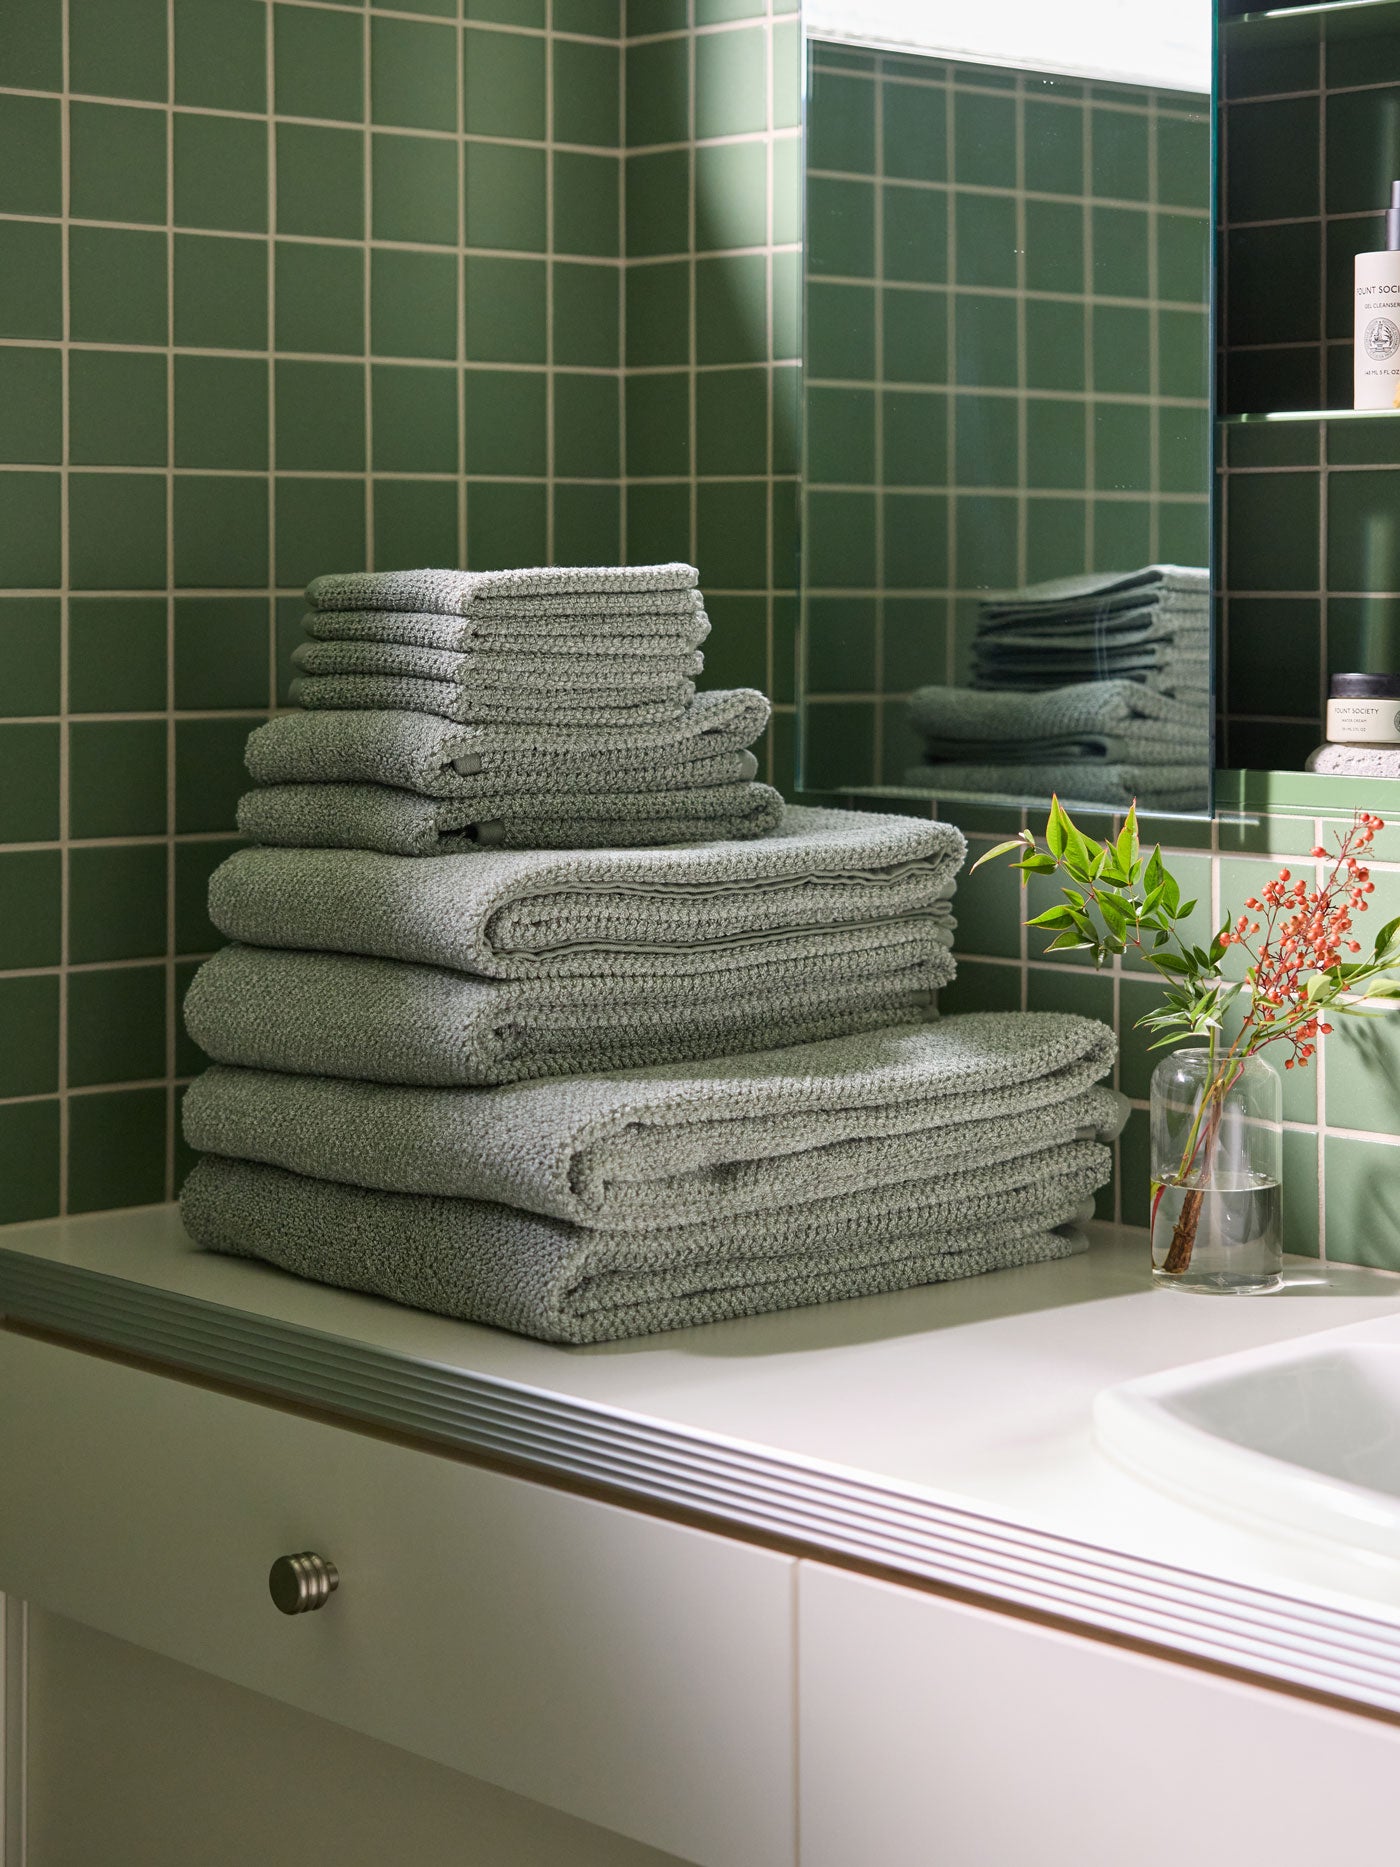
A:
[801,43,1212,790]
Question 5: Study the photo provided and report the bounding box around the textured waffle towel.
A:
[180,1143,1108,1343]
[909,679,1206,748]
[236,778,786,855]
[305,597,710,653]
[183,1012,1121,1225]
[905,760,1207,811]
[183,924,956,1086]
[242,691,769,797]
[291,669,697,726]
[291,638,705,690]
[978,565,1209,624]
[307,562,698,615]
[207,804,967,978]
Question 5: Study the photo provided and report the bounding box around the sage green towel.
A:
[183,1012,1121,1225]
[904,760,1207,811]
[183,925,956,1085]
[207,805,967,979]
[291,638,705,690]
[292,670,695,726]
[180,1144,1107,1344]
[305,601,709,654]
[306,562,699,615]
[236,778,786,855]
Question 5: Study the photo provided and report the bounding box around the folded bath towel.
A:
[242,691,770,798]
[207,804,967,978]
[975,607,1209,650]
[180,1143,1108,1343]
[183,924,957,1085]
[306,599,710,654]
[183,1012,1121,1225]
[306,563,698,616]
[291,670,695,726]
[978,566,1209,626]
[904,760,1208,810]
[909,679,1206,748]
[236,778,786,855]
[291,638,705,689]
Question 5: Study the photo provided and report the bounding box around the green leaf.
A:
[1144,846,1165,895]
[1099,897,1130,939]
[1046,929,1091,951]
[1026,904,1076,930]
[1115,813,1137,873]
[1177,898,1196,918]
[1045,801,1067,860]
[1016,852,1058,875]
[1148,950,1190,974]
[970,838,1027,872]
[1373,915,1400,955]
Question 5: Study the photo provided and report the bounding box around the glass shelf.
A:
[1224,0,1400,40]
[1222,406,1400,423]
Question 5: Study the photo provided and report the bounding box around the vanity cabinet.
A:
[797,1564,1400,1867]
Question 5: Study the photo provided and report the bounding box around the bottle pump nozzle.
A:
[1386,180,1400,251]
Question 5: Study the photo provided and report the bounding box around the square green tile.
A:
[273,589,301,701]
[882,389,945,488]
[555,150,620,257]
[1159,209,1210,309]
[1024,97,1083,198]
[175,234,268,351]
[68,966,168,1089]
[692,366,765,478]
[883,184,946,285]
[372,248,459,359]
[175,840,237,956]
[881,76,944,184]
[275,2,364,122]
[70,101,166,225]
[372,363,458,473]
[805,277,877,383]
[373,478,460,572]
[771,361,799,475]
[879,285,946,386]
[1227,471,1318,593]
[174,356,268,471]
[695,25,766,139]
[956,192,1018,291]
[1091,204,1148,299]
[0,0,62,92]
[1023,197,1084,295]
[805,174,873,280]
[0,850,60,968]
[954,290,1018,389]
[624,479,689,568]
[695,251,767,365]
[1327,85,1400,217]
[465,478,547,569]
[626,34,688,150]
[67,1087,169,1213]
[174,597,270,708]
[1324,1134,1400,1270]
[371,16,457,133]
[554,0,617,31]
[702,591,768,691]
[802,699,876,790]
[1158,112,1209,215]
[68,473,166,591]
[1227,96,1316,224]
[0,722,59,840]
[69,719,166,839]
[1158,405,1208,496]
[68,597,167,712]
[463,26,546,139]
[1227,223,1319,351]
[176,0,266,113]
[625,261,688,368]
[69,228,167,346]
[953,391,1016,489]
[1026,398,1085,491]
[1093,402,1151,492]
[0,220,60,341]
[626,0,684,30]
[887,490,948,588]
[1328,471,1400,594]
[275,241,364,356]
[804,488,876,589]
[462,140,545,252]
[1092,496,1150,570]
[276,123,365,241]
[70,0,166,101]
[1090,104,1148,202]
[1025,297,1086,394]
[173,475,269,589]
[1328,596,1400,679]
[463,255,546,362]
[1225,598,1319,719]
[0,975,58,1098]
[803,593,874,694]
[0,346,61,466]
[0,599,60,716]
[68,844,167,962]
[695,480,766,589]
[176,716,263,834]
[554,371,619,478]
[372,134,459,247]
[772,248,799,360]
[625,371,689,478]
[274,478,366,586]
[553,482,620,566]
[275,358,365,472]
[625,149,689,260]
[463,367,546,476]
[1026,496,1087,582]
[69,350,166,468]
[554,37,619,148]
[1091,303,1151,396]
[0,94,61,217]
[174,112,268,235]
[554,263,619,368]
[773,20,800,132]
[772,133,802,249]
[804,382,872,485]
[675,142,754,256]
[0,1100,60,1226]
[953,86,1015,190]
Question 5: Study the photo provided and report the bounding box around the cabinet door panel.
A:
[799,1562,1400,1867]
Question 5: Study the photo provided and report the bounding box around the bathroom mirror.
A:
[798,6,1214,817]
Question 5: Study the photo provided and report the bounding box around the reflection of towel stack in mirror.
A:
[908,566,1210,810]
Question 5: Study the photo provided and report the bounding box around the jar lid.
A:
[1330,672,1400,699]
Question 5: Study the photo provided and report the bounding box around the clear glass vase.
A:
[1149,1048,1283,1294]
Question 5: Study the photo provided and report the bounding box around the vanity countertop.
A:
[3,1207,1400,1712]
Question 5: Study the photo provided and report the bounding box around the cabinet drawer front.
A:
[0,1332,796,1867]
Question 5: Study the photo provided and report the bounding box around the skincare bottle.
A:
[1355,183,1400,410]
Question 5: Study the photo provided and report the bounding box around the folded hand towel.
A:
[291,670,695,726]
[180,1144,1107,1342]
[306,599,710,653]
[975,607,1209,649]
[291,638,705,689]
[307,562,698,616]
[905,760,1208,810]
[183,1011,1120,1225]
[236,777,786,855]
[183,925,957,1085]
[978,565,1209,625]
[243,691,770,797]
[208,804,967,978]
[909,679,1206,746]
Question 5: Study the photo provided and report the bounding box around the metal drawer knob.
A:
[269,1551,339,1615]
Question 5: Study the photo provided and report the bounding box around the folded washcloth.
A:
[207,804,967,978]
[291,638,705,689]
[183,1012,1121,1225]
[291,670,695,726]
[180,1143,1108,1343]
[909,679,1206,749]
[306,562,699,616]
[183,923,957,1085]
[236,778,786,855]
[306,598,710,653]
[243,691,770,797]
[905,760,1208,810]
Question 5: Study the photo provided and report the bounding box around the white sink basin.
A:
[1093,1313,1400,1561]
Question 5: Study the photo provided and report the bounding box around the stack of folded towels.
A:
[907,565,1211,811]
[179,561,1124,1345]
